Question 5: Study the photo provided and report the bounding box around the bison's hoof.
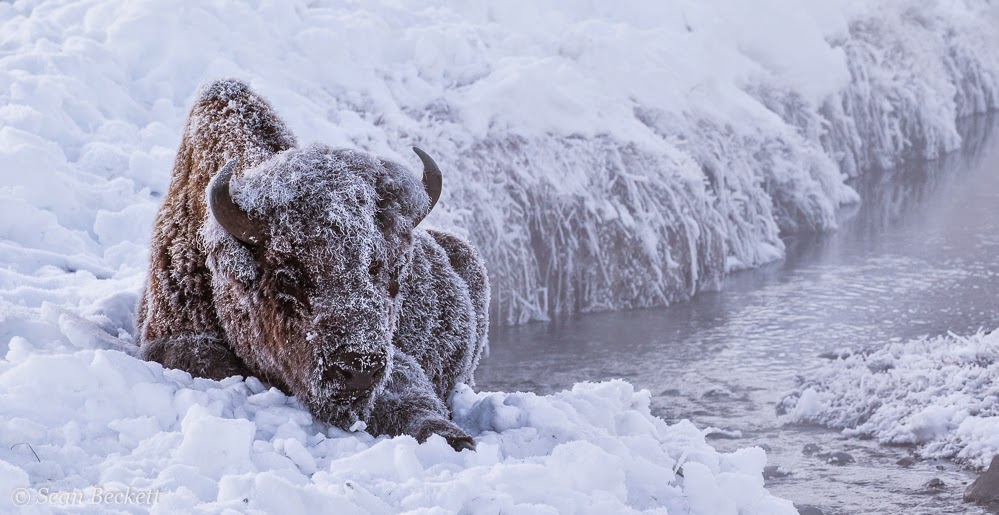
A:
[416,419,475,452]
[447,436,475,452]
[447,435,476,452]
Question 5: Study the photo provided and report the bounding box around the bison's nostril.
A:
[341,367,378,391]
[321,352,385,394]
[321,366,344,386]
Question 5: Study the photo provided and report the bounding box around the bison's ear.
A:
[208,158,270,246]
[411,147,442,227]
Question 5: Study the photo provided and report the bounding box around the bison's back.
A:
[427,230,489,352]
[139,79,295,346]
[395,229,489,398]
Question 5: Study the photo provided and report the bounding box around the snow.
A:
[2,0,997,324]
[1,0,997,511]
[0,347,796,513]
[780,329,999,470]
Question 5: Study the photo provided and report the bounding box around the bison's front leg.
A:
[141,334,252,381]
[367,349,475,451]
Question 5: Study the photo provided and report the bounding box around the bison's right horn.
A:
[412,147,442,225]
[208,158,268,246]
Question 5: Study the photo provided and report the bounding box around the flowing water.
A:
[475,114,999,514]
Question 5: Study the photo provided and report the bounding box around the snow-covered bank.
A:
[779,330,999,470]
[0,335,795,513]
[1,1,997,324]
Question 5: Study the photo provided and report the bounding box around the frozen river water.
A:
[475,115,999,515]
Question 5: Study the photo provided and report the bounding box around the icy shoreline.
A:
[780,329,999,471]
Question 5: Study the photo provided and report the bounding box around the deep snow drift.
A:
[1,0,998,512]
[780,329,999,470]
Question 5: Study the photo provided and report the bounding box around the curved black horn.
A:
[412,147,442,224]
[208,158,268,246]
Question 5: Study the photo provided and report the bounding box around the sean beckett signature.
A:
[10,486,162,507]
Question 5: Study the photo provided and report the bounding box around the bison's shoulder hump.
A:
[424,230,485,278]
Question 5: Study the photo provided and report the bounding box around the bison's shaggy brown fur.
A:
[137,79,489,449]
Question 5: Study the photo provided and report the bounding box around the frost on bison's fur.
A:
[136,79,489,450]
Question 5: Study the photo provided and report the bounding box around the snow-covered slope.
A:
[779,329,999,470]
[2,0,997,324]
[1,0,998,511]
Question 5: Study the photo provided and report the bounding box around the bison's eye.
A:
[275,271,298,292]
[369,260,399,297]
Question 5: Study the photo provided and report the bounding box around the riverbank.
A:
[478,113,999,513]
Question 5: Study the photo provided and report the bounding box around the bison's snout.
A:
[336,365,380,391]
[322,351,386,394]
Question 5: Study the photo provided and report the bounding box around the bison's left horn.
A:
[208,158,269,246]
[412,147,442,225]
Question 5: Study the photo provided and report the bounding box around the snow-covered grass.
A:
[2,0,997,324]
[779,329,999,470]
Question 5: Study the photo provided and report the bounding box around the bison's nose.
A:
[323,364,381,392]
[340,366,379,391]
[323,352,384,393]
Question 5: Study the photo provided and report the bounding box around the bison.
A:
[136,79,489,450]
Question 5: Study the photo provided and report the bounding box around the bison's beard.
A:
[308,389,380,429]
[305,351,392,429]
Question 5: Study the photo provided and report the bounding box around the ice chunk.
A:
[175,405,257,478]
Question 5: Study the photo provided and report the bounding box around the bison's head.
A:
[201,144,442,428]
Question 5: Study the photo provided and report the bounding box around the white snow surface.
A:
[2,0,998,324]
[0,348,795,514]
[1,0,998,512]
[780,329,999,470]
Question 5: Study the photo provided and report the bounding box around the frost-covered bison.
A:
[137,79,489,450]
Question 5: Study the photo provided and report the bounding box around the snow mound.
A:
[779,329,999,469]
[0,334,793,513]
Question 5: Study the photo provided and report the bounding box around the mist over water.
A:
[476,114,999,514]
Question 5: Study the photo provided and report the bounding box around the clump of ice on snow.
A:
[780,329,999,469]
